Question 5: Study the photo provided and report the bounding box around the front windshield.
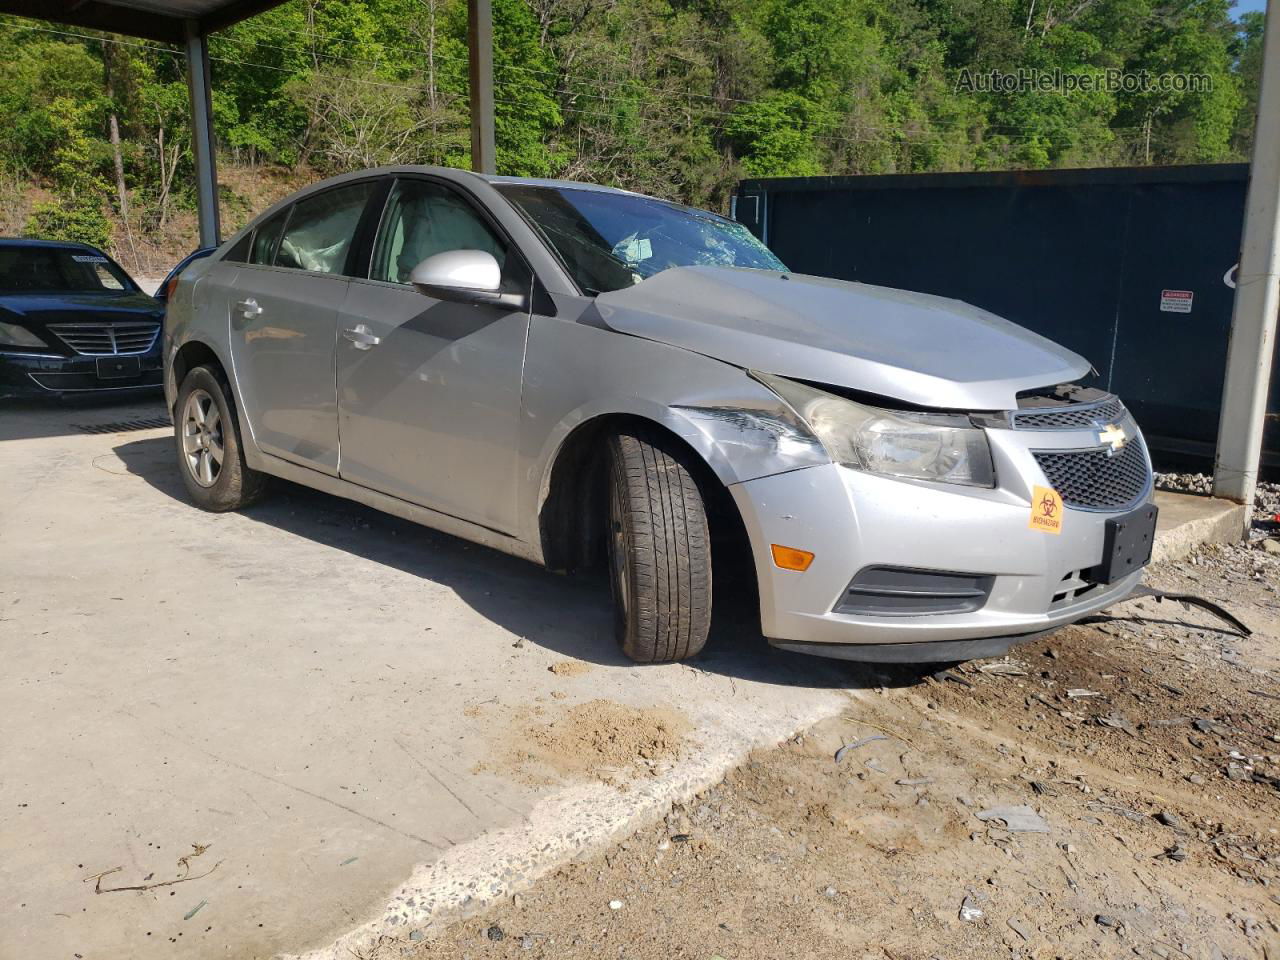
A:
[496,184,786,295]
[0,246,134,295]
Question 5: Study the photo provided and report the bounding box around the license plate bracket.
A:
[96,356,141,379]
[1094,503,1159,584]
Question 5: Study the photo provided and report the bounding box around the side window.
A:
[276,181,376,275]
[224,233,252,263]
[370,179,508,285]
[250,209,288,266]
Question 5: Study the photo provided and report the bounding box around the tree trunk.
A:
[107,112,129,221]
[102,44,137,270]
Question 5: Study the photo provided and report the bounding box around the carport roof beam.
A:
[0,0,290,44]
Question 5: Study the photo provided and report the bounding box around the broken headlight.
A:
[754,372,996,487]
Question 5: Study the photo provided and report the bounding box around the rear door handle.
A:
[236,298,263,318]
[343,324,381,350]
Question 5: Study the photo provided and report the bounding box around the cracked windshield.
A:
[496,183,786,294]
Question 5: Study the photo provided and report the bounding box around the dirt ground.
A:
[386,542,1280,960]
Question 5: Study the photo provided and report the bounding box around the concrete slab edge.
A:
[282,694,849,960]
[1151,502,1248,565]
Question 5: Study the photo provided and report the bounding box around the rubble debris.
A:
[977,661,1028,676]
[183,900,207,921]
[1158,845,1189,862]
[1086,800,1147,824]
[1155,811,1189,832]
[1007,917,1032,941]
[834,735,887,763]
[1097,712,1139,737]
[975,805,1050,834]
[959,896,984,922]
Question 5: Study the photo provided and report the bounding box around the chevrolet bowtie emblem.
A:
[1097,423,1128,454]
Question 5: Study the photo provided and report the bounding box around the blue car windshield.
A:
[0,246,134,294]
[496,184,786,295]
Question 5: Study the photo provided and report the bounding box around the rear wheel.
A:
[606,427,712,663]
[175,364,268,511]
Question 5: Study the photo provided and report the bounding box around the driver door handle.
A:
[343,324,381,350]
[236,298,263,318]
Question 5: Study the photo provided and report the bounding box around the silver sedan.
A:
[164,166,1156,663]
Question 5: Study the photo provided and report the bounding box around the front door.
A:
[335,178,530,534]
[227,180,377,473]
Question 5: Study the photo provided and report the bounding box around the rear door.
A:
[335,177,531,533]
[227,180,379,474]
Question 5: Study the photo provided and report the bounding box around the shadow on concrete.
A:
[113,434,933,692]
[0,391,166,442]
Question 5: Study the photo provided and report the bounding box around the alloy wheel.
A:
[181,388,224,488]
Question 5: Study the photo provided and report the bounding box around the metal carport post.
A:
[1213,0,1280,529]
[183,19,219,248]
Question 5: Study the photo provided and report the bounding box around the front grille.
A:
[1033,434,1151,510]
[47,321,160,356]
[1013,397,1126,430]
[1049,569,1103,608]
[835,566,994,617]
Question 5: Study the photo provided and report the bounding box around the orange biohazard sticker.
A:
[1028,485,1064,535]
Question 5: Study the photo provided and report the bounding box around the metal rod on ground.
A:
[183,19,221,248]
[1213,0,1280,529]
[467,0,496,176]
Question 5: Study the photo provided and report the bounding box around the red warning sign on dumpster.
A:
[1160,289,1193,313]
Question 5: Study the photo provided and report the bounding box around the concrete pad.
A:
[0,396,857,960]
[4,396,1240,960]
[1151,490,1248,563]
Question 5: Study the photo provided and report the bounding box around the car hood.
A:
[594,266,1091,411]
[0,291,163,326]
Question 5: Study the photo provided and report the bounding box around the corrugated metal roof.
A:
[0,0,291,42]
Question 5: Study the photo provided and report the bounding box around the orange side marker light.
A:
[771,544,815,571]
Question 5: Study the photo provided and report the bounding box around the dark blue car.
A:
[0,238,166,399]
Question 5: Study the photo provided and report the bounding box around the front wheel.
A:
[606,428,712,663]
[174,364,268,511]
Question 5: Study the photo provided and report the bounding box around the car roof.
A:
[479,174,652,198]
[315,165,664,202]
[0,237,108,253]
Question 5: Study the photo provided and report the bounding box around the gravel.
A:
[1155,472,1280,524]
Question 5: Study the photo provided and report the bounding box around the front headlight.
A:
[754,372,996,487]
[0,321,49,349]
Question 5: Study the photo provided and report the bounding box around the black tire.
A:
[174,364,269,511]
[606,427,713,663]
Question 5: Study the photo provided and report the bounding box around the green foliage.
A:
[26,195,112,248]
[726,93,826,177]
[19,93,113,247]
[0,0,1264,238]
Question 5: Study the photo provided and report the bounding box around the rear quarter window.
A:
[224,233,252,263]
[250,209,289,266]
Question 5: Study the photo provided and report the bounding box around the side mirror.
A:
[409,250,526,310]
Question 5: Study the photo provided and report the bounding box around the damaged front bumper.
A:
[728,424,1154,662]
